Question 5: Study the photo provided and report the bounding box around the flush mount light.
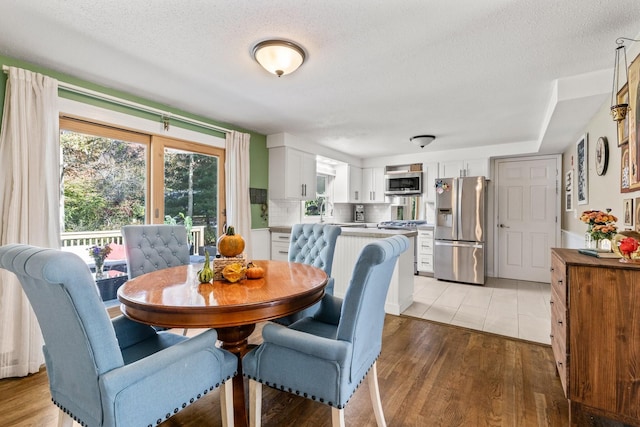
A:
[252,39,306,77]
[410,135,436,148]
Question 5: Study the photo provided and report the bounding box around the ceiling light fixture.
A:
[410,135,436,148]
[252,40,306,77]
[611,37,640,122]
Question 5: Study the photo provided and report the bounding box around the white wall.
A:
[561,99,633,237]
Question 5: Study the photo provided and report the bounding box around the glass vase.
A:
[585,233,598,249]
[95,259,105,279]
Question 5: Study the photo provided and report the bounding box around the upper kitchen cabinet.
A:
[362,167,385,203]
[334,164,363,203]
[269,146,317,200]
[422,162,439,202]
[439,158,489,178]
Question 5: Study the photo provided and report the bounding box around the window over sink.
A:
[304,173,334,218]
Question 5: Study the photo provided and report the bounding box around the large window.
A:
[59,118,225,251]
[163,146,222,249]
[60,118,150,232]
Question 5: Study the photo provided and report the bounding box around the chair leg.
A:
[220,381,234,427]
[368,362,387,427]
[57,408,73,427]
[331,407,345,427]
[249,379,262,427]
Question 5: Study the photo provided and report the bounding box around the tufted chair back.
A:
[122,225,191,279]
[275,223,341,325]
[288,223,342,277]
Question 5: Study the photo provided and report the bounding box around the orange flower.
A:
[580,209,618,241]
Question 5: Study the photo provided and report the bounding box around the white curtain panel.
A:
[0,67,60,378]
[224,130,252,257]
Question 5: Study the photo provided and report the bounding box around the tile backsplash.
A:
[268,200,391,226]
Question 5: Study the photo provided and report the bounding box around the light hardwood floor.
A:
[0,315,572,427]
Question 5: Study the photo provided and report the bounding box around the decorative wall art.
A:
[565,170,573,211]
[595,136,609,176]
[576,133,588,205]
[628,52,640,189]
[636,198,640,232]
[617,83,629,147]
[622,144,631,192]
[624,198,634,226]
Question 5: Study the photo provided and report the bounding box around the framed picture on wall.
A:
[636,198,640,232]
[576,133,588,205]
[565,170,573,211]
[621,144,631,192]
[624,198,634,226]
[617,83,629,147]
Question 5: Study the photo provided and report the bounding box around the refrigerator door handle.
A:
[456,178,463,238]
[435,240,484,249]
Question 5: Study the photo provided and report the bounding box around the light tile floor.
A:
[402,275,551,345]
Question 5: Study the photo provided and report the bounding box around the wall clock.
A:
[595,136,609,176]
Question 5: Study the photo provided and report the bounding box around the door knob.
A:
[499,224,510,228]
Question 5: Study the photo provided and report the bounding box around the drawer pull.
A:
[549,334,554,339]
[278,236,290,240]
[557,361,563,367]
[278,250,289,254]
[550,300,554,305]
[557,320,563,325]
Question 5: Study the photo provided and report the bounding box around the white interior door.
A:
[496,156,559,282]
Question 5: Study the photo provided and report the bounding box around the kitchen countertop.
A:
[269,225,417,238]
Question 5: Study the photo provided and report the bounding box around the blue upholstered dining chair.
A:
[0,244,238,427]
[275,223,342,326]
[244,235,409,427]
[122,224,192,279]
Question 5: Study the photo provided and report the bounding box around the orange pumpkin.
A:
[245,262,264,279]
[217,226,245,257]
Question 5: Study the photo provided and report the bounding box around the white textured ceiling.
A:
[1,1,640,159]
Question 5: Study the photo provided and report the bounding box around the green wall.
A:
[0,54,269,229]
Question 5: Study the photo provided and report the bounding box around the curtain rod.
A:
[2,65,232,135]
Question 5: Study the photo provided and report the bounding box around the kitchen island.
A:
[269,225,416,315]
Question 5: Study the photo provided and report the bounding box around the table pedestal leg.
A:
[216,324,256,427]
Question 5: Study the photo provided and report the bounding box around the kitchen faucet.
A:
[319,198,325,223]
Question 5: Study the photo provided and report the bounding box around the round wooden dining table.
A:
[117,260,328,427]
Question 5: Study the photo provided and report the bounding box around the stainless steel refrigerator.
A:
[434,176,486,285]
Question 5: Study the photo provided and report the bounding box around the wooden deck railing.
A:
[61,226,206,252]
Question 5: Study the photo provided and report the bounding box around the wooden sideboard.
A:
[550,248,640,426]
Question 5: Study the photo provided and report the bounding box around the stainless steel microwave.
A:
[384,171,423,195]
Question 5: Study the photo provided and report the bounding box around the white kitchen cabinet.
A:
[270,231,291,261]
[417,227,434,274]
[439,159,489,178]
[423,162,439,202]
[269,147,316,200]
[334,164,363,203]
[362,167,385,203]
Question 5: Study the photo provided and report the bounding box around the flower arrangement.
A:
[88,244,112,271]
[580,209,618,241]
